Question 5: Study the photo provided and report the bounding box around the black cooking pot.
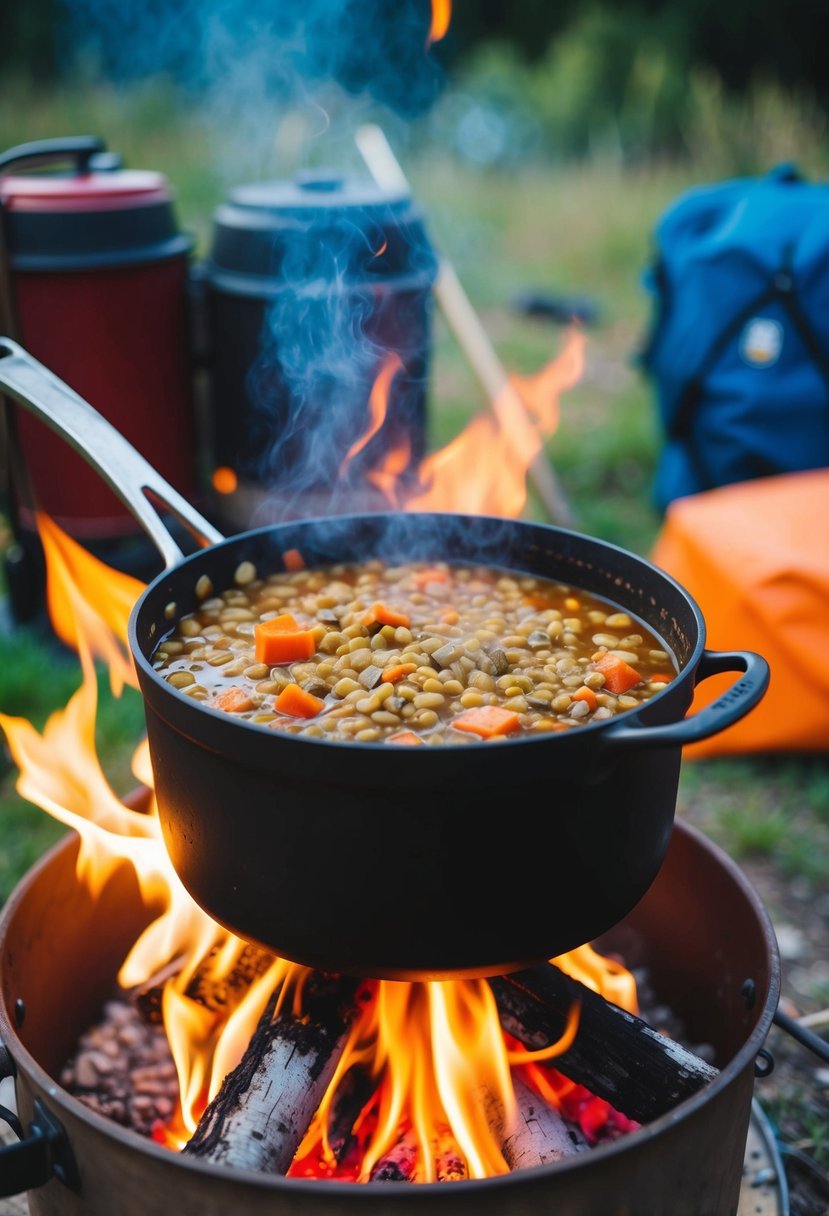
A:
[0,339,770,981]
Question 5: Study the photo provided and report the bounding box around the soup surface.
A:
[152,559,676,745]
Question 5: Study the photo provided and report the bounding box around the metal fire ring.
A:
[0,1096,790,1214]
[738,1099,789,1216]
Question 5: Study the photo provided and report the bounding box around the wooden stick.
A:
[502,1077,588,1171]
[355,123,575,528]
[184,973,359,1174]
[489,964,718,1125]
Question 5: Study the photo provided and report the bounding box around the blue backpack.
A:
[639,164,829,510]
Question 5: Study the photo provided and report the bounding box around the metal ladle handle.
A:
[0,338,224,567]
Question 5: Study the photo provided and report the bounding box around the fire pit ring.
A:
[0,819,779,1215]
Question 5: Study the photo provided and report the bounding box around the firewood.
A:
[325,1065,375,1164]
[369,1129,419,1182]
[489,963,718,1125]
[184,973,360,1174]
[502,1077,588,1171]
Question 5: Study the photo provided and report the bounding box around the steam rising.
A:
[60,0,445,121]
[60,0,447,528]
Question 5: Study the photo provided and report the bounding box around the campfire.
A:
[0,325,779,1215]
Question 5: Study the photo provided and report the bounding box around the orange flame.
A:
[340,352,404,475]
[428,0,451,45]
[356,328,586,517]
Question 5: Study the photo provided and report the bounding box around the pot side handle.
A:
[0,1043,79,1197]
[0,338,224,569]
[600,649,770,749]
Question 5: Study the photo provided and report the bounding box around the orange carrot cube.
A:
[274,683,324,718]
[592,653,641,694]
[255,620,316,665]
[451,706,522,739]
[571,686,599,712]
[381,663,418,684]
[364,602,411,630]
[386,730,424,745]
[212,687,256,714]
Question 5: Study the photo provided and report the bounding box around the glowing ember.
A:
[212,467,239,495]
[0,324,639,1182]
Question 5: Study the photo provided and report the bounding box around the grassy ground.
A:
[1,80,828,1209]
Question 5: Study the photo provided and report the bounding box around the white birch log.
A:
[184,974,359,1174]
[502,1077,588,1171]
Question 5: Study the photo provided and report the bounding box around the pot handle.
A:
[600,649,770,749]
[0,338,224,568]
[0,1043,80,1196]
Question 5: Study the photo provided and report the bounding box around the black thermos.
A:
[203,172,437,528]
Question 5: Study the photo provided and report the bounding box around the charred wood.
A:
[489,963,718,1125]
[184,973,360,1174]
[369,1129,419,1182]
[326,1065,375,1164]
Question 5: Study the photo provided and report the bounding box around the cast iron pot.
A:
[0,339,770,980]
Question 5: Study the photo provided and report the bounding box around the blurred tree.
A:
[0,0,61,81]
[443,0,829,102]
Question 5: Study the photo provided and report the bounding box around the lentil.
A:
[153,561,677,744]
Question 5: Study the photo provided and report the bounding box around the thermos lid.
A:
[206,171,437,296]
[0,138,193,271]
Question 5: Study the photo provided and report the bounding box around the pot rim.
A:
[128,511,708,756]
[0,821,780,1197]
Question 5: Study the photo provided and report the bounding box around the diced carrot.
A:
[442,608,460,625]
[452,705,522,739]
[255,620,316,664]
[270,613,299,631]
[649,672,675,684]
[592,652,641,694]
[386,730,424,745]
[414,568,449,589]
[282,548,305,571]
[571,686,598,712]
[274,683,324,718]
[364,602,410,629]
[381,662,418,684]
[524,594,553,610]
[212,687,256,713]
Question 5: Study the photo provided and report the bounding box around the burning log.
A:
[369,1129,419,1182]
[368,1127,469,1184]
[502,1077,588,1171]
[184,973,360,1174]
[325,1065,375,1165]
[490,964,719,1125]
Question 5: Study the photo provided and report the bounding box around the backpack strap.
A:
[666,282,779,448]
[668,243,829,445]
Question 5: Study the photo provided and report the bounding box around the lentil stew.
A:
[152,560,677,745]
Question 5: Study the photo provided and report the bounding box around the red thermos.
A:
[0,136,197,542]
